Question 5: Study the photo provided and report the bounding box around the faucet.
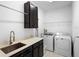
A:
[10,31,15,45]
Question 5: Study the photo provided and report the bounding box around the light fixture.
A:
[48,1,53,3]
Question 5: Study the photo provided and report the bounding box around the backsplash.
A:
[0,22,34,45]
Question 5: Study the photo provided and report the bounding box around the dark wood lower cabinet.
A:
[32,40,43,57]
[23,52,32,57]
[39,44,43,57]
[10,40,43,57]
[32,47,39,57]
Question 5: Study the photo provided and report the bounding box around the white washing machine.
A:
[43,33,54,52]
[54,34,72,57]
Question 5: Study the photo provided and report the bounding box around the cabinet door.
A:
[39,44,43,57]
[33,47,39,57]
[32,7,38,28]
[24,2,30,28]
[24,2,38,28]
[30,5,38,28]
[23,52,32,57]
[29,5,34,28]
[32,40,43,57]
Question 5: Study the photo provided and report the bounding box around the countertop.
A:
[0,37,43,57]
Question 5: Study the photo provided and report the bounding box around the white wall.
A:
[38,8,44,37]
[0,1,26,22]
[72,1,79,38]
[32,2,44,37]
[0,1,44,45]
[0,1,34,45]
[72,2,79,57]
[0,1,72,45]
[44,5,72,34]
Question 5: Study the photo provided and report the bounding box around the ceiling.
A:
[32,1,72,12]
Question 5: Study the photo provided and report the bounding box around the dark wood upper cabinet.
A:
[24,2,30,28]
[24,1,38,28]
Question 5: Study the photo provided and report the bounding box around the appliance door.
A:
[44,35,54,51]
[55,36,71,57]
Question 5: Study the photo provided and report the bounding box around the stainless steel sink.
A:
[1,42,26,54]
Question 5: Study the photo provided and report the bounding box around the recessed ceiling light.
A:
[48,1,53,3]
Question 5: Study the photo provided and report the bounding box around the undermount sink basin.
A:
[1,42,26,54]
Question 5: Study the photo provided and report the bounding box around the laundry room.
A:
[0,1,79,57]
[40,1,72,57]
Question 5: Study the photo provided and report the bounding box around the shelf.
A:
[44,21,72,24]
[0,20,23,23]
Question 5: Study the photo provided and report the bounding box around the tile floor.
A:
[44,49,64,57]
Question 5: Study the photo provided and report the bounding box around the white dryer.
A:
[74,36,79,57]
[43,33,54,51]
[54,34,72,57]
